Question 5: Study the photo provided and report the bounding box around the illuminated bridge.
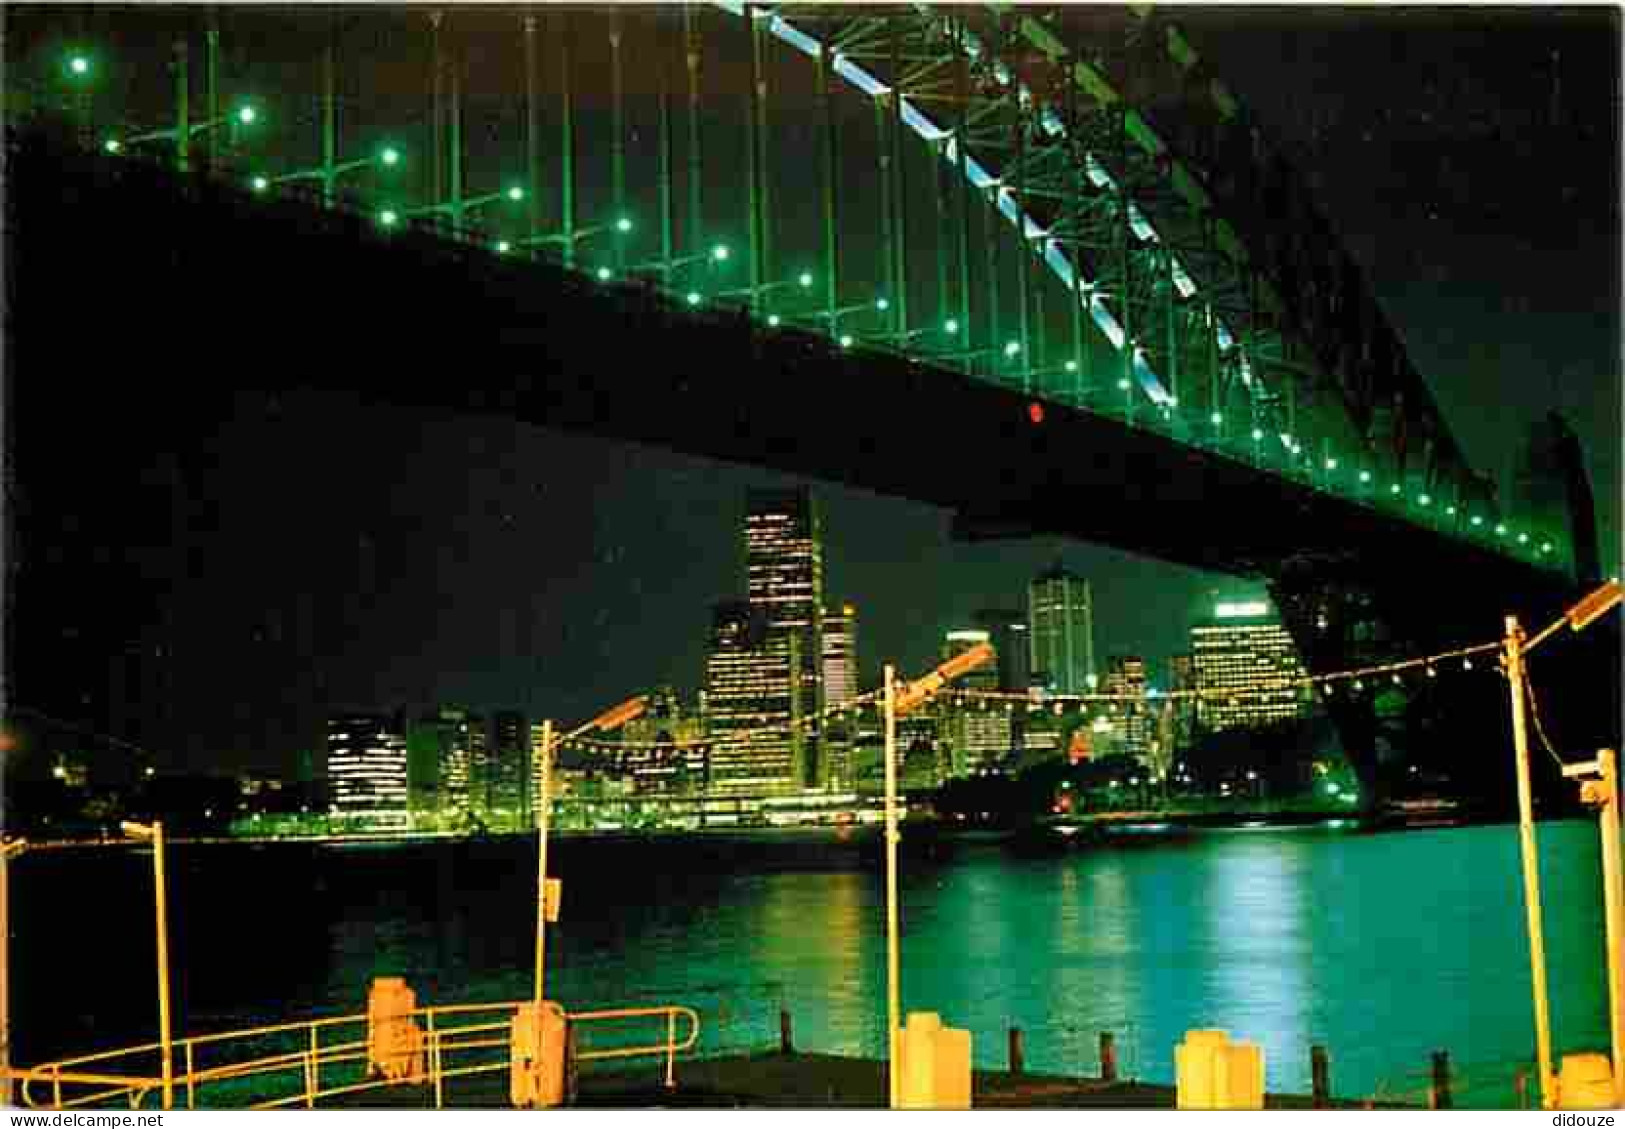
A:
[5,5,1611,805]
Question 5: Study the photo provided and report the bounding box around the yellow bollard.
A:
[1556,1053,1616,1110]
[510,1000,568,1108]
[1175,1029,1265,1110]
[896,1012,972,1109]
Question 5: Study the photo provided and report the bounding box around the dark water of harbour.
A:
[10,819,1612,1106]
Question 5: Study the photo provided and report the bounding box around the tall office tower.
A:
[821,605,859,706]
[408,706,477,820]
[1028,565,1095,694]
[745,488,825,787]
[704,600,803,794]
[1167,653,1198,755]
[1103,655,1153,763]
[940,629,1010,776]
[621,686,709,794]
[487,711,530,828]
[1190,599,1310,732]
[973,608,1031,693]
[820,604,859,790]
[326,711,409,830]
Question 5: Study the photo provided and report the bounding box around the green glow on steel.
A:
[1210,412,1223,426]
[1418,494,1431,506]
[767,314,782,327]
[1004,340,1021,357]
[67,54,91,77]
[380,147,401,167]
[1251,427,1263,441]
[1064,359,1078,373]
[1119,379,1132,391]
[596,266,612,280]
[711,244,730,262]
[379,209,399,227]
[1359,470,1371,483]
[496,241,512,253]
[798,271,814,288]
[103,138,122,153]
[616,216,633,233]
[1325,458,1338,470]
[686,291,702,305]
[1447,505,1458,516]
[839,334,854,348]
[1471,515,1484,526]
[1495,524,1507,536]
[876,297,890,311]
[236,104,258,125]
[944,319,959,335]
[1540,542,1552,553]
[1517,532,1528,544]
[251,175,269,192]
[507,185,525,201]
[1390,483,1402,495]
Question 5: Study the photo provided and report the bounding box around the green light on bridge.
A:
[798,271,814,288]
[236,104,258,126]
[1359,470,1371,484]
[596,266,612,281]
[496,241,512,254]
[1540,542,1552,554]
[1120,379,1133,392]
[876,297,890,312]
[1471,515,1484,527]
[1447,505,1458,516]
[616,216,633,233]
[103,138,122,154]
[1517,532,1529,544]
[380,147,401,167]
[379,209,399,228]
[1003,341,1022,358]
[1324,458,1338,471]
[1210,412,1223,426]
[507,185,525,202]
[944,319,960,335]
[1418,494,1431,506]
[839,334,854,349]
[1390,483,1402,496]
[686,291,702,306]
[1495,524,1508,537]
[66,53,91,78]
[250,175,269,192]
[711,244,730,263]
[1065,360,1078,373]
[1251,427,1263,441]
[767,314,782,328]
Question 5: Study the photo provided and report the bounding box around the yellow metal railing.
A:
[9,999,700,1110]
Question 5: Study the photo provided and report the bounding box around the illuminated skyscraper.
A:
[326,711,408,830]
[941,629,1010,776]
[973,608,1030,693]
[744,488,824,786]
[1028,566,1095,694]
[703,600,803,793]
[620,686,709,794]
[1190,599,1310,732]
[821,605,859,707]
[483,710,530,828]
[1103,654,1152,763]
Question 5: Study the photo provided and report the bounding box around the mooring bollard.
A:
[779,1007,794,1055]
[1099,1031,1118,1083]
[1429,1050,1452,1109]
[1311,1044,1330,1108]
[1008,1026,1024,1075]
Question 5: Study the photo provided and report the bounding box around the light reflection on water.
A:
[11,821,1610,1105]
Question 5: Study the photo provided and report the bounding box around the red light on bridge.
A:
[1027,402,1045,425]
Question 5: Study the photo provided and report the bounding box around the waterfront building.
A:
[620,686,709,794]
[1167,653,1198,754]
[482,710,530,829]
[820,605,859,790]
[408,706,479,825]
[1103,655,1153,763]
[745,488,826,787]
[1190,599,1311,732]
[703,600,804,794]
[326,711,408,830]
[940,629,1010,776]
[973,608,1031,693]
[1028,565,1095,694]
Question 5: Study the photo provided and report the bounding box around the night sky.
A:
[11,5,1621,777]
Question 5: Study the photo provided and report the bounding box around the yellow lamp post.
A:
[533,696,647,1007]
[1,837,26,1108]
[882,643,994,1108]
[120,821,172,1110]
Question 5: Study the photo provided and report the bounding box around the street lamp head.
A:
[120,820,156,841]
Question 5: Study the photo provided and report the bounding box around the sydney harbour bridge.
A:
[4,5,1612,808]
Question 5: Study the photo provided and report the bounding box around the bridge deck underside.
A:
[11,135,1573,641]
